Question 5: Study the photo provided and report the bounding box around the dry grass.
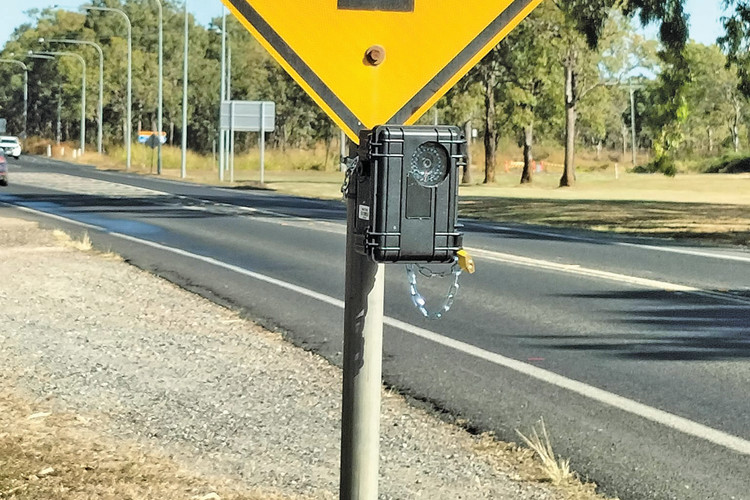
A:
[52,230,92,252]
[45,141,750,245]
[516,419,573,486]
[51,230,122,260]
[0,389,295,500]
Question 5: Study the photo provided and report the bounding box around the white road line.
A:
[4,181,748,304]
[4,202,750,457]
[468,248,750,306]
[484,223,750,264]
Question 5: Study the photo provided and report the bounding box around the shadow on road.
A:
[527,289,750,361]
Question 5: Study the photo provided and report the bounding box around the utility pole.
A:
[153,0,164,174]
[629,80,637,167]
[219,8,227,182]
[181,0,189,179]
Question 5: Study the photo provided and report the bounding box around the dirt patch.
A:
[0,390,292,500]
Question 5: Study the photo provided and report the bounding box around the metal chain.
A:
[340,155,359,198]
[406,260,462,320]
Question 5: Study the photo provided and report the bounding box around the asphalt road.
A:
[2,155,749,499]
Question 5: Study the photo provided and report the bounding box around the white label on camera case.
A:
[358,204,371,221]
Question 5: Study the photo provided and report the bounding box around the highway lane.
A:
[2,156,749,499]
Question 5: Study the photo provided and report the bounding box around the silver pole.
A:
[260,102,265,184]
[230,101,235,183]
[57,85,61,144]
[97,45,103,153]
[340,160,385,500]
[0,59,28,138]
[227,44,232,101]
[226,43,232,176]
[181,0,189,179]
[154,0,163,174]
[219,8,226,182]
[23,68,28,140]
[629,80,637,167]
[83,6,131,168]
[80,57,86,154]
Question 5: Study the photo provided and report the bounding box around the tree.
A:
[721,1,750,98]
[498,2,562,184]
[682,42,746,155]
[556,0,689,183]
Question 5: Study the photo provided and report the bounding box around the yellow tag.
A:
[457,249,476,274]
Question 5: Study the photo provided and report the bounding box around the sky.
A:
[0,0,731,50]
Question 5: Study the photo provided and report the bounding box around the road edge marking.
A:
[4,202,749,457]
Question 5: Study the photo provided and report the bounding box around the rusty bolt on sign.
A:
[365,45,386,66]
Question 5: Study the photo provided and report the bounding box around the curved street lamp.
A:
[83,5,131,169]
[0,59,28,139]
[32,50,87,154]
[41,38,104,154]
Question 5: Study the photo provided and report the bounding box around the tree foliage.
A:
[1,0,747,181]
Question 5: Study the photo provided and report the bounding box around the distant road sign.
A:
[222,0,543,141]
[220,101,275,132]
[137,131,167,145]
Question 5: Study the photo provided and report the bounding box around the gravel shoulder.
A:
[0,213,607,500]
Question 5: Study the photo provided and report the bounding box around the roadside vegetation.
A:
[0,389,290,500]
[3,1,750,191]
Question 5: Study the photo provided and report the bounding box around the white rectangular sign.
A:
[220,101,275,132]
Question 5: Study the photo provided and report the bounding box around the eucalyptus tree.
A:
[556,0,689,180]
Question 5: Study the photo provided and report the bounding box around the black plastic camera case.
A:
[353,125,466,264]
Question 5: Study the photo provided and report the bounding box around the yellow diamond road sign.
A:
[222,0,543,143]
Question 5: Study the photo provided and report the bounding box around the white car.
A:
[0,136,21,159]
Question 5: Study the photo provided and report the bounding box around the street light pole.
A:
[151,0,164,175]
[0,59,28,139]
[219,7,227,182]
[629,80,637,167]
[181,0,189,179]
[42,38,104,154]
[84,5,131,169]
[34,51,86,154]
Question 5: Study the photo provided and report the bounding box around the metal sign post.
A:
[341,166,385,498]
[259,101,266,184]
[221,2,542,498]
[220,100,275,184]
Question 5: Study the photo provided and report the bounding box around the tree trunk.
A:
[733,101,741,153]
[596,140,602,160]
[462,119,473,184]
[621,125,628,160]
[483,75,497,184]
[520,123,533,184]
[324,129,333,170]
[560,64,577,187]
[708,127,714,154]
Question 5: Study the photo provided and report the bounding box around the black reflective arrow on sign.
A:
[338,0,414,12]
